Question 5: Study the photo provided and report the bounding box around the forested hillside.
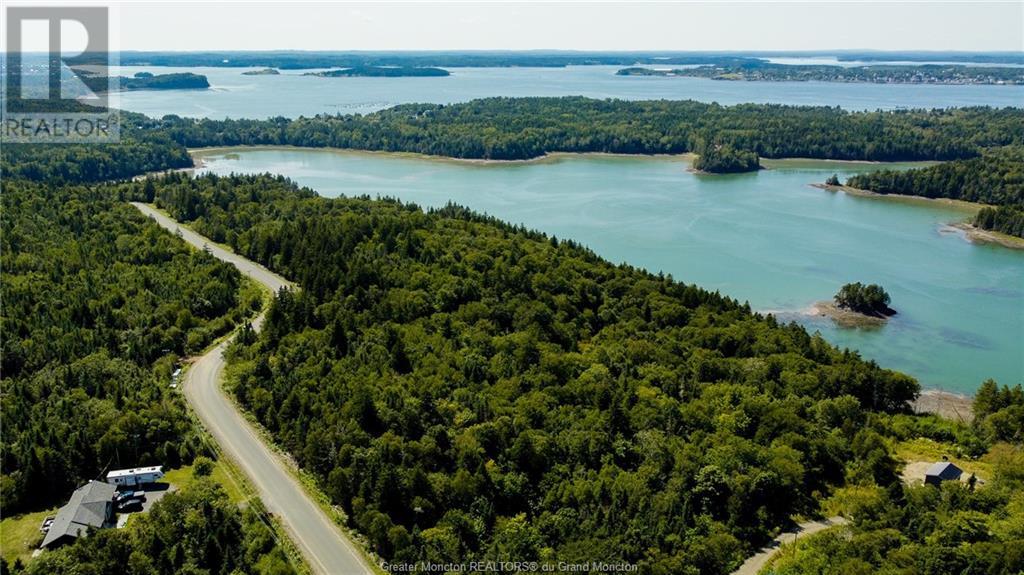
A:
[0,180,261,513]
[0,109,191,183]
[161,98,1024,167]
[117,172,937,573]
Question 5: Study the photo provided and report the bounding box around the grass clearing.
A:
[895,437,993,482]
[163,459,248,506]
[1,507,55,566]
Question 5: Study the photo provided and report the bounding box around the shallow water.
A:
[196,148,1024,394]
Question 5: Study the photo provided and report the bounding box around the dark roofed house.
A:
[40,480,116,549]
[924,461,963,487]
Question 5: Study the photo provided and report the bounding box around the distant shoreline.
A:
[189,145,696,166]
[190,145,946,170]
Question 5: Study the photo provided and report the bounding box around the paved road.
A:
[730,517,847,575]
[133,203,374,575]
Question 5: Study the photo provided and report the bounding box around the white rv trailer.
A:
[105,466,164,488]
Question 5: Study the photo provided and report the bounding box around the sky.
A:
[5,1,1023,53]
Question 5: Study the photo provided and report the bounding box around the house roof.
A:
[925,461,963,480]
[41,480,116,548]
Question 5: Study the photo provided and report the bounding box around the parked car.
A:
[115,490,145,503]
[116,497,144,512]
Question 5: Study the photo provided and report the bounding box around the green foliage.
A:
[81,73,210,93]
[834,283,893,316]
[973,380,1024,444]
[123,173,925,573]
[0,180,256,513]
[193,456,215,477]
[14,479,296,575]
[159,97,1024,161]
[763,457,1024,575]
[974,206,1024,238]
[825,174,841,186]
[846,146,1024,207]
[0,111,192,184]
[693,142,760,173]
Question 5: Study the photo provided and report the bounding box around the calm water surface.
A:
[112,65,1024,119]
[196,148,1024,394]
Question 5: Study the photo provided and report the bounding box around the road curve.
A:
[133,203,374,575]
[730,517,847,575]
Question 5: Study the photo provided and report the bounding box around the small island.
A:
[305,66,450,78]
[692,143,761,174]
[812,282,896,327]
[82,72,210,93]
[242,68,281,76]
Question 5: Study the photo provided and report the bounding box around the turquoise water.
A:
[112,65,1024,119]
[196,148,1024,394]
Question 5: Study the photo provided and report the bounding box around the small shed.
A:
[925,461,962,486]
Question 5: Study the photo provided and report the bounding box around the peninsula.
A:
[304,65,449,77]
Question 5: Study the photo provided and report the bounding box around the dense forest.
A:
[691,142,760,173]
[5,98,1023,177]
[0,109,191,183]
[974,206,1024,238]
[0,179,261,513]
[116,172,944,573]
[3,92,1021,573]
[80,72,211,93]
[845,146,1024,206]
[158,98,1024,172]
[10,477,296,575]
[617,64,1024,85]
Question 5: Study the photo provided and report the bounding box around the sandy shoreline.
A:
[947,222,1024,250]
[811,183,983,212]
[189,145,696,166]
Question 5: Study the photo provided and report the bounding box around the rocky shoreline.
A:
[808,300,890,328]
[913,390,974,422]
